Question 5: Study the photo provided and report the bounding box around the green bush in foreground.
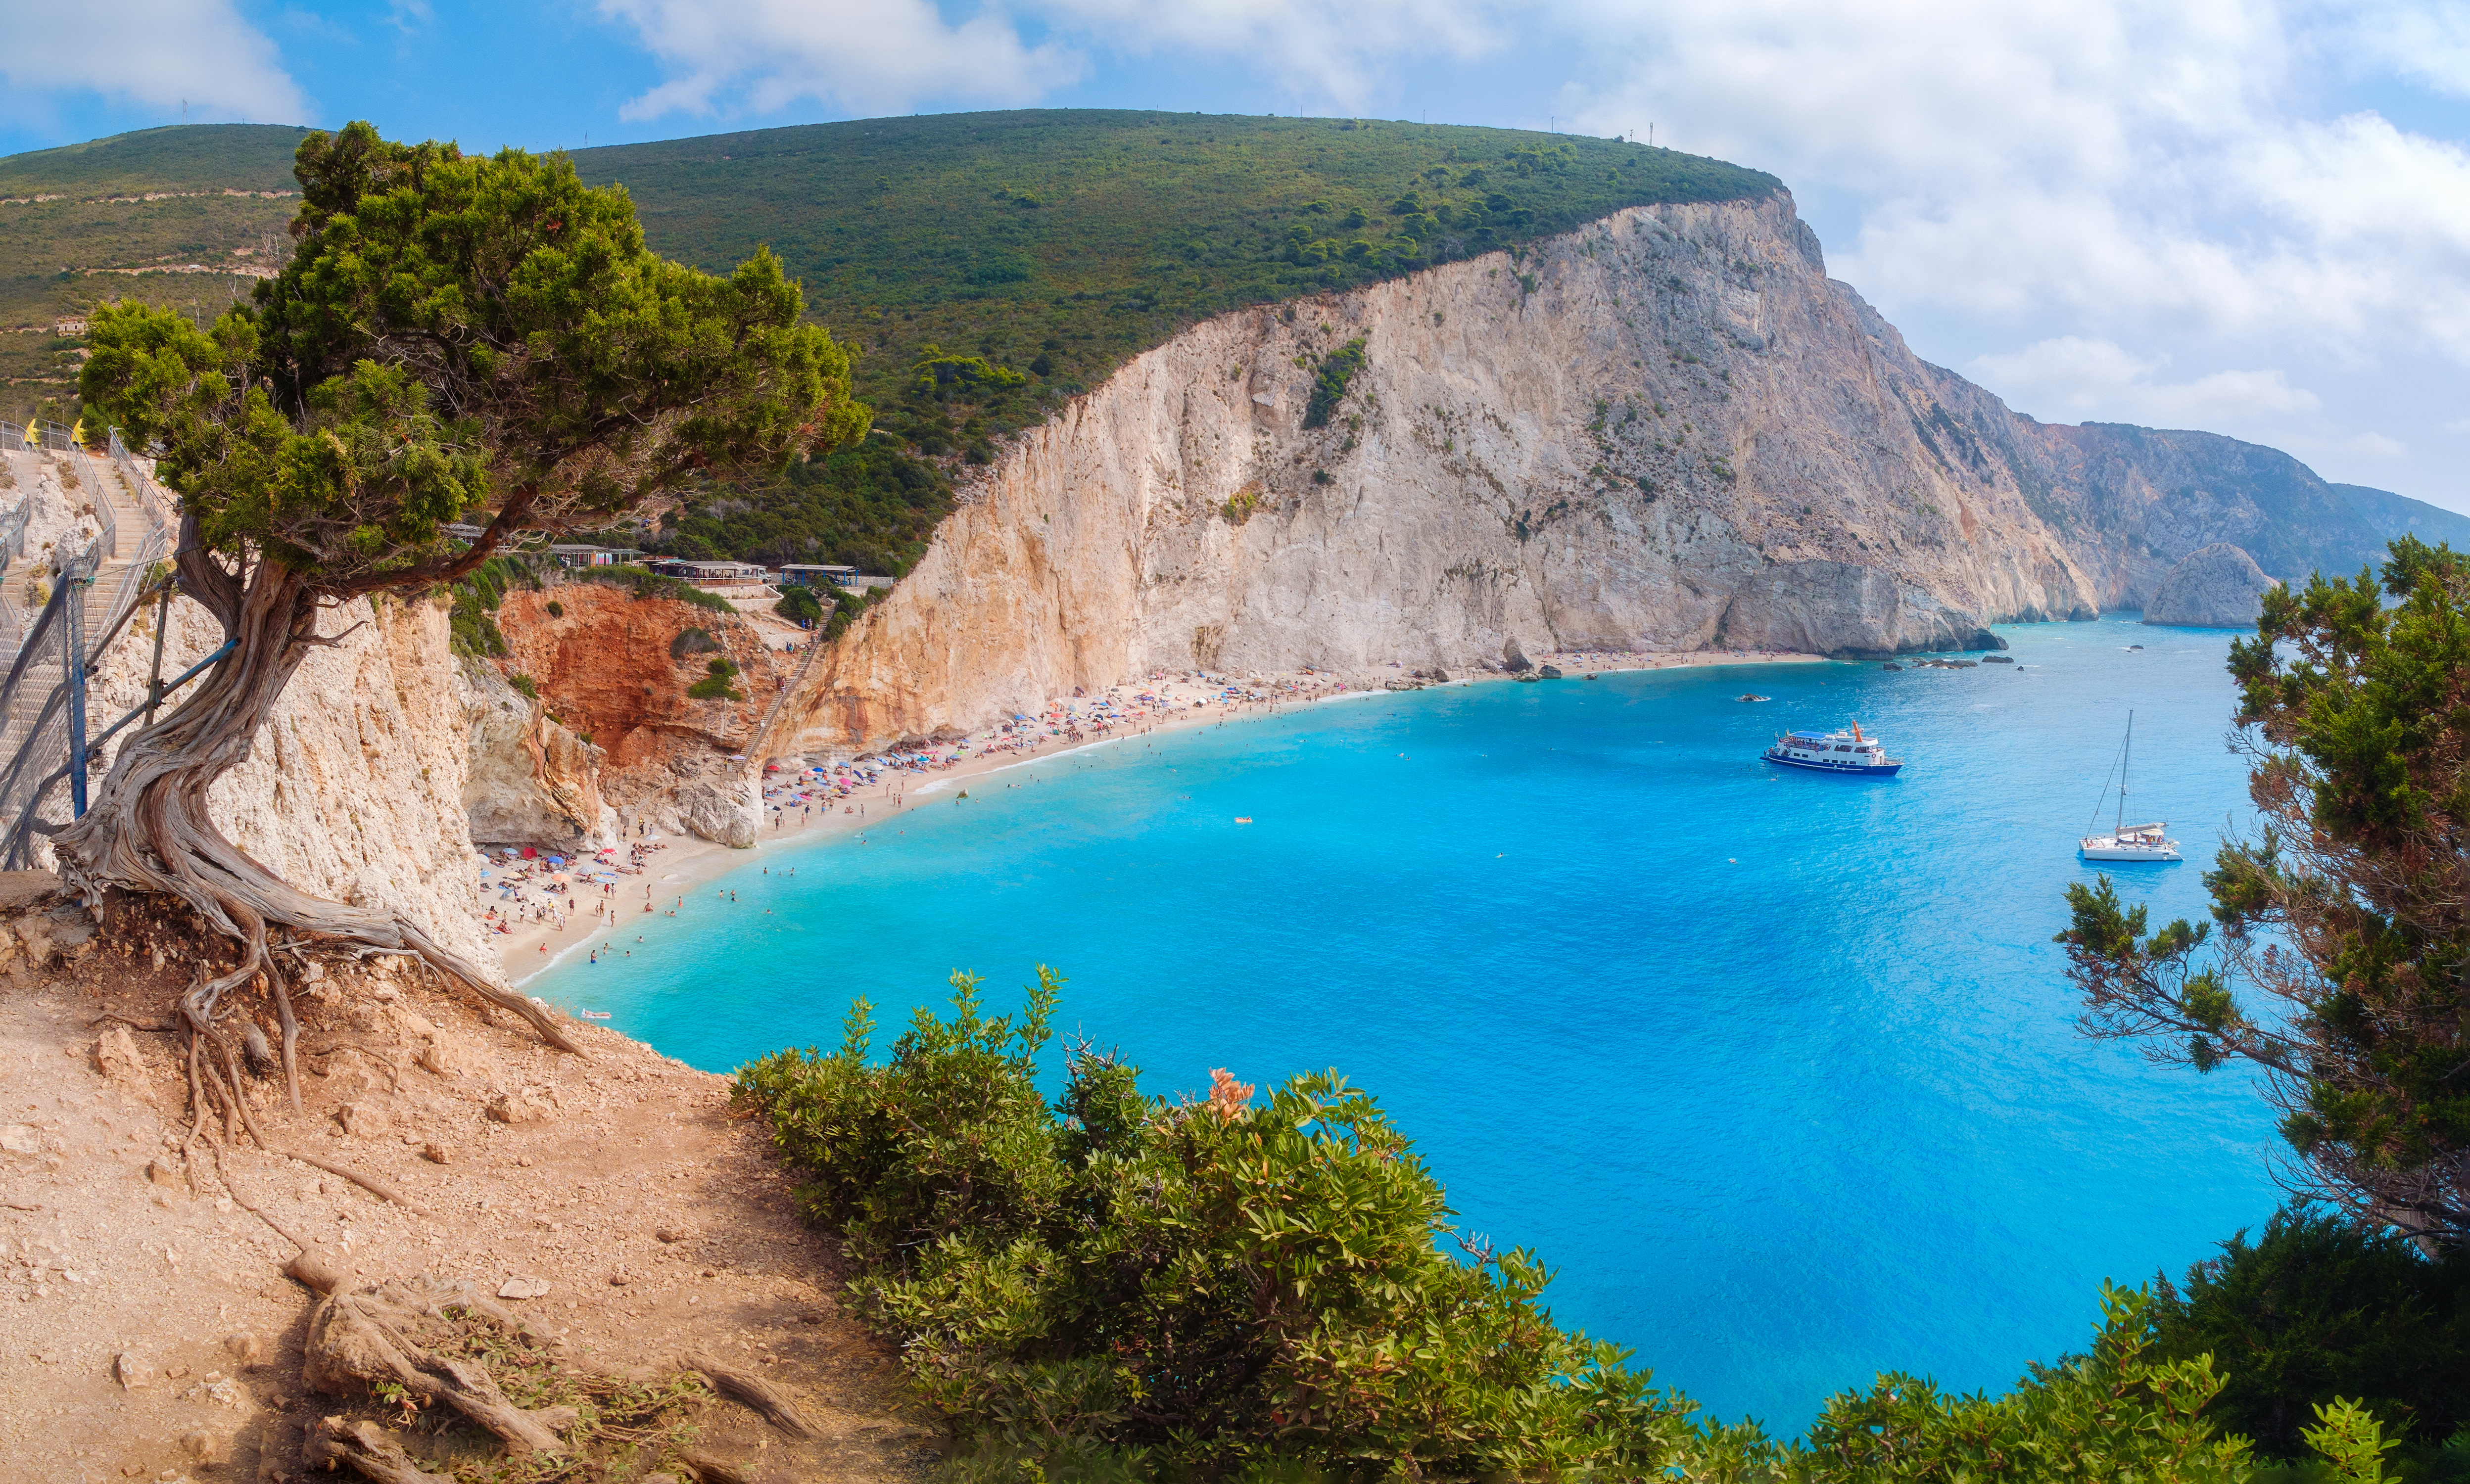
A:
[2150,1205,2470,1470]
[735,974,2399,1481]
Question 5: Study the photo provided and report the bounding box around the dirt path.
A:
[0,877,936,1484]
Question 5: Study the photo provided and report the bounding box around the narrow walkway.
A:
[739,634,829,772]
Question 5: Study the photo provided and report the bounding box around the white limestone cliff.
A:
[789,193,2099,747]
[75,592,498,977]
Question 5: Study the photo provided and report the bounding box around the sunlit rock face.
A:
[791,192,2117,746]
[2141,543,2280,628]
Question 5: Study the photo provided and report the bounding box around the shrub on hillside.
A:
[444,554,541,658]
[734,974,2360,1481]
[774,585,825,624]
[1302,338,1368,430]
[737,971,1691,1479]
[685,658,742,702]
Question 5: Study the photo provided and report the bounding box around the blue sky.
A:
[11,0,2470,513]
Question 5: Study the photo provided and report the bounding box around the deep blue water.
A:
[534,617,2278,1431]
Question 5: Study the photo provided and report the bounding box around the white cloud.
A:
[1970,336,2321,426]
[603,0,1516,119]
[0,0,304,124]
[600,0,1083,121]
[1543,0,2470,368]
[1036,0,1511,110]
[2342,431,2408,458]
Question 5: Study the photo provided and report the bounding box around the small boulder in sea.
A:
[1881,663,1902,671]
[1983,654,2015,663]
[1538,664,1564,679]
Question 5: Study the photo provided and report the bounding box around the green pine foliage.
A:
[2149,1205,2470,1467]
[2058,537,2470,1242]
[733,973,2417,1482]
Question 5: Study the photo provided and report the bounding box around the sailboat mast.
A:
[2119,712,2131,834]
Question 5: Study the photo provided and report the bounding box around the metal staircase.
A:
[736,632,829,772]
[0,423,181,866]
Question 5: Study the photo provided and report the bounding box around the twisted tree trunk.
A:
[50,517,580,1058]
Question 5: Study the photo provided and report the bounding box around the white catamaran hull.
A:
[2080,841,2182,861]
[2080,825,2181,862]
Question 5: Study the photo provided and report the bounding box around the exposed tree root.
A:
[679,1351,821,1439]
[305,1274,575,1455]
[50,531,582,1058]
[278,1147,425,1213]
[304,1417,456,1484]
[679,1451,756,1484]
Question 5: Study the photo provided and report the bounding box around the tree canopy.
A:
[79,120,868,597]
[2061,536,2470,1243]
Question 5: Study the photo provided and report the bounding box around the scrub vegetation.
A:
[736,972,2403,1481]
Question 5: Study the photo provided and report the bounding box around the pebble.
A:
[113,1351,151,1389]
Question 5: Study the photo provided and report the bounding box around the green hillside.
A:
[0,123,307,197]
[572,109,1774,571]
[0,124,309,424]
[0,111,1774,572]
[578,110,1771,413]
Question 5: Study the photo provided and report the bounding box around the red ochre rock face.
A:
[489,585,798,824]
[496,585,787,753]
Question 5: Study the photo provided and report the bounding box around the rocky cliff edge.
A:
[789,193,2104,747]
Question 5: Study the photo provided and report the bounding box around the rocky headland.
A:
[2141,542,2280,627]
[769,191,2434,750]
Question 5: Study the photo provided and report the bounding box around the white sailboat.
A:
[2080,712,2181,862]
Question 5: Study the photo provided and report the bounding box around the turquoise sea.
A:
[533,617,2278,1430]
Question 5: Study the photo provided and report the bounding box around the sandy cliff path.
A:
[0,878,936,1484]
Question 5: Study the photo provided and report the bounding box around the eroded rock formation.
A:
[488,584,799,846]
[2141,543,2279,628]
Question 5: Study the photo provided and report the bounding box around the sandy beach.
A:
[493,647,1823,987]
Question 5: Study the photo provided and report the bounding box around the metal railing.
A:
[0,429,188,867]
[37,421,71,453]
[0,422,24,453]
[106,429,178,530]
[64,443,115,560]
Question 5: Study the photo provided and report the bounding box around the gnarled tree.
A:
[2058,537,2470,1244]
[65,122,866,1063]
